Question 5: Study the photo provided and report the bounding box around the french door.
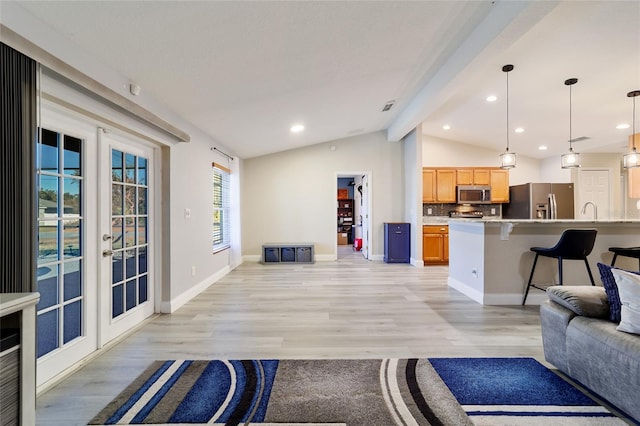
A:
[35,101,157,387]
[36,107,99,386]
[99,130,155,345]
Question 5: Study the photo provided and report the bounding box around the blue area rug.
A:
[430,357,628,423]
[90,358,627,425]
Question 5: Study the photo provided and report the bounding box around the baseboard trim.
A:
[243,254,337,262]
[160,266,231,313]
[411,257,424,267]
[316,254,335,262]
[448,277,484,304]
[448,277,547,305]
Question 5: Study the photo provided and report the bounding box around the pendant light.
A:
[500,64,516,169]
[561,78,581,168]
[623,90,640,168]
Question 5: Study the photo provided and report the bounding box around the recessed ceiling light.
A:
[538,145,548,150]
[515,127,524,133]
[486,95,497,102]
[443,124,451,130]
[616,123,630,130]
[290,124,305,133]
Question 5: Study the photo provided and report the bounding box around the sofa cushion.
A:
[546,286,609,318]
[611,269,640,336]
[598,262,622,322]
[596,262,640,322]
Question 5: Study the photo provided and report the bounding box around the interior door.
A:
[578,170,610,220]
[99,130,155,345]
[361,174,370,259]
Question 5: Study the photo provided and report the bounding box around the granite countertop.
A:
[422,216,449,225]
[448,218,640,224]
[422,216,503,225]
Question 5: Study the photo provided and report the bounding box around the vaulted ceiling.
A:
[11,1,640,160]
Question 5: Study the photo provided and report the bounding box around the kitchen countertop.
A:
[424,217,640,225]
[422,216,501,225]
[448,218,640,224]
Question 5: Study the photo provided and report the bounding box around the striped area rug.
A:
[90,358,626,425]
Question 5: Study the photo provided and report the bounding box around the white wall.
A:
[242,131,404,260]
[402,126,423,265]
[422,135,541,184]
[540,157,571,183]
[166,142,241,307]
[3,5,242,311]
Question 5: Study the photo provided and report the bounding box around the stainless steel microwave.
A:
[457,185,492,204]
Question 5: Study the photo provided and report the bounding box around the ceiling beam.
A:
[387,0,559,143]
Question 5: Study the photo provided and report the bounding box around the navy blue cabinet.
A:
[384,223,410,263]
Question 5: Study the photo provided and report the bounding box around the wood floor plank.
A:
[36,247,544,425]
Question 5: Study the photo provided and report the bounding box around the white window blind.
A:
[212,162,231,253]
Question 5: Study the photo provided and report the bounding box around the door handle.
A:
[102,234,112,241]
[102,249,114,257]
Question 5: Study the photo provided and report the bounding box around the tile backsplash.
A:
[423,203,502,217]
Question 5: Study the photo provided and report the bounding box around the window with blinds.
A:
[212,163,231,253]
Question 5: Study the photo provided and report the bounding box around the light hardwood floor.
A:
[36,247,545,425]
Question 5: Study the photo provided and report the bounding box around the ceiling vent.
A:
[382,101,395,112]
[569,136,590,143]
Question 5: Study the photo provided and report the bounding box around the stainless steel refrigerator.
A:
[503,183,574,219]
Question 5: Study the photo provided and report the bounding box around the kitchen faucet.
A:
[581,201,597,220]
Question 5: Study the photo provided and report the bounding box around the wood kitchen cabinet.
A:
[473,169,491,185]
[423,168,455,203]
[629,169,640,198]
[456,169,473,185]
[436,170,456,202]
[456,168,491,186]
[490,169,510,202]
[423,225,449,265]
[422,169,436,202]
[425,167,508,203]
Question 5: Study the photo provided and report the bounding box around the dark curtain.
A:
[1,42,37,293]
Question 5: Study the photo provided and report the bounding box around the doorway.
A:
[336,173,371,260]
[35,100,158,388]
[577,169,611,220]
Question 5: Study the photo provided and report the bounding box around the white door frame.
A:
[336,172,372,260]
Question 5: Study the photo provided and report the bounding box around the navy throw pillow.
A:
[597,262,640,323]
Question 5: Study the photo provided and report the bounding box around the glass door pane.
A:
[110,149,149,319]
[36,129,84,358]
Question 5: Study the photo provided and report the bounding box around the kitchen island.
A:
[447,219,640,305]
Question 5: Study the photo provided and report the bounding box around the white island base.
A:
[447,219,640,305]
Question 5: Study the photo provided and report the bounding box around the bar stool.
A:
[522,229,597,305]
[609,247,640,270]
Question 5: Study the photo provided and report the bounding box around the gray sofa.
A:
[540,285,640,422]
